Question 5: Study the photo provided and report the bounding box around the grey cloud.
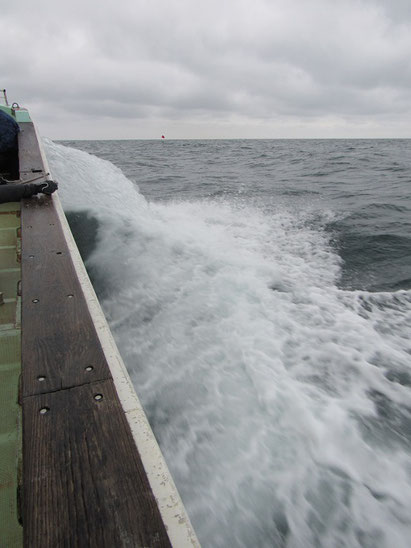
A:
[2,0,411,138]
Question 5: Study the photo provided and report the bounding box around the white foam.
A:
[45,139,411,548]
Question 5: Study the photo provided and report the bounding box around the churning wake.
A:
[46,139,411,548]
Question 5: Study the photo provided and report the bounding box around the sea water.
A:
[45,138,411,548]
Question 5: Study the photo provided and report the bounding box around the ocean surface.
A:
[46,138,411,548]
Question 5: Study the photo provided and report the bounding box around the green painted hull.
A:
[0,104,31,123]
[0,201,23,546]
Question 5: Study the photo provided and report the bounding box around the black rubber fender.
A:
[0,181,58,203]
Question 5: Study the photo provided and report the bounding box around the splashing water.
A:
[45,139,411,548]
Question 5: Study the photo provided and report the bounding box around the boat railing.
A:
[1,88,9,106]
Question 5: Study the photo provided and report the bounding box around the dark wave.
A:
[65,210,99,263]
[330,226,411,291]
[362,203,410,213]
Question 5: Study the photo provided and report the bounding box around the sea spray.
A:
[45,139,411,548]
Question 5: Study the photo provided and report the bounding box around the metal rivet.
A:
[32,298,39,303]
[29,255,34,259]
[94,394,103,401]
[67,294,74,299]
[39,407,49,414]
[85,366,94,372]
[37,375,46,382]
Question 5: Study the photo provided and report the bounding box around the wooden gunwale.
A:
[18,121,196,547]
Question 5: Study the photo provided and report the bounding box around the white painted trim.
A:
[36,129,200,547]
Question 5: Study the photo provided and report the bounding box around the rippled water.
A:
[47,138,411,548]
[63,139,411,292]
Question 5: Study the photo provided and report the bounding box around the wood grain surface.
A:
[23,381,171,548]
[20,134,172,547]
[21,196,111,397]
[18,123,45,181]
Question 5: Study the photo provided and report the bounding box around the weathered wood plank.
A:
[21,196,112,397]
[18,123,45,181]
[19,129,176,547]
[23,380,171,548]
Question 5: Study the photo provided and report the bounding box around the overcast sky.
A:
[2,0,411,139]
